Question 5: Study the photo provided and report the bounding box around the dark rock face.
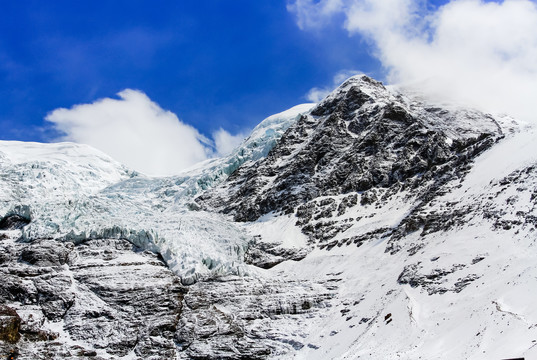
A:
[397,262,480,295]
[0,233,337,360]
[176,275,335,359]
[0,214,30,230]
[20,241,75,267]
[198,76,503,248]
[0,305,21,343]
[0,236,185,359]
[245,236,308,269]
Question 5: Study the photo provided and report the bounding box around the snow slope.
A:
[276,128,537,359]
[0,141,135,204]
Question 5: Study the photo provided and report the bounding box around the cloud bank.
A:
[289,0,537,123]
[46,90,244,176]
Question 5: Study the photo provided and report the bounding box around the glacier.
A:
[0,103,314,284]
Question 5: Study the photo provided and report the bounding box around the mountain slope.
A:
[193,76,537,359]
[275,127,537,360]
[1,76,536,359]
[199,76,506,249]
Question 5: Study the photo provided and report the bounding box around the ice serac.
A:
[161,103,316,204]
[0,141,135,206]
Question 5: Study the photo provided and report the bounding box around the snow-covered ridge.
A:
[167,103,315,202]
[0,104,314,283]
[0,141,135,203]
[2,75,537,359]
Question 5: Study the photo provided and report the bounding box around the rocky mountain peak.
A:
[199,75,503,229]
[311,74,387,116]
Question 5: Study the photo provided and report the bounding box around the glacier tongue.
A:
[0,104,314,282]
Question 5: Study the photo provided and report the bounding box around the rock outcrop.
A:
[177,275,335,359]
[0,234,185,359]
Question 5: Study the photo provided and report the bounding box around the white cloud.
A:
[306,69,363,102]
[287,0,345,29]
[46,89,213,176]
[289,0,537,123]
[305,87,331,103]
[212,128,247,157]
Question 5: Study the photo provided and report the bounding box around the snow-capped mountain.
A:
[1,75,536,359]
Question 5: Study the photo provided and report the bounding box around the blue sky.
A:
[2,0,535,176]
[0,0,382,142]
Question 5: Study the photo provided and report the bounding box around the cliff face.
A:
[0,232,185,359]
[1,75,537,359]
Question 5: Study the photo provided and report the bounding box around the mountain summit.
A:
[1,76,536,359]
